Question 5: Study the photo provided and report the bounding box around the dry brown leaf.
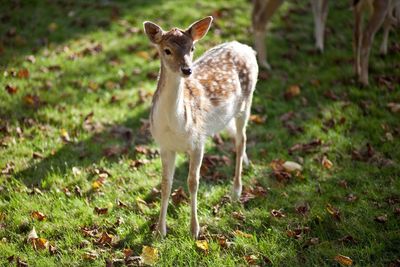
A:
[244,255,258,265]
[284,84,301,99]
[374,214,388,223]
[136,51,150,60]
[123,248,134,258]
[171,187,188,205]
[387,103,400,113]
[322,156,333,169]
[334,255,353,266]
[250,114,267,124]
[24,94,41,108]
[31,211,46,221]
[5,84,18,95]
[94,207,108,215]
[270,209,286,218]
[141,245,158,265]
[17,68,29,79]
[96,232,113,245]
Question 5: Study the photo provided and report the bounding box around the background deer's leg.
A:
[359,0,389,85]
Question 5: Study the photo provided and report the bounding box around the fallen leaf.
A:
[282,161,303,172]
[387,103,400,113]
[345,194,358,202]
[284,85,301,100]
[141,245,158,265]
[123,248,134,258]
[31,211,46,221]
[295,203,310,216]
[250,114,267,124]
[82,250,98,260]
[96,232,113,245]
[24,94,41,108]
[374,214,387,223]
[27,227,38,242]
[244,255,258,265]
[288,139,322,154]
[326,204,341,221]
[5,84,18,95]
[334,255,353,266]
[36,237,49,250]
[270,209,286,218]
[195,240,209,253]
[94,207,108,215]
[92,176,106,190]
[171,187,188,205]
[32,152,44,159]
[322,156,333,169]
[17,69,29,79]
[60,129,71,143]
[233,230,252,238]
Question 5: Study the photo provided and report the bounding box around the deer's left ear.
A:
[186,16,213,42]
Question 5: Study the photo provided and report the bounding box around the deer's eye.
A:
[164,49,172,55]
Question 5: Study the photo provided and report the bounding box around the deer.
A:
[353,0,400,85]
[143,17,258,238]
[252,0,329,70]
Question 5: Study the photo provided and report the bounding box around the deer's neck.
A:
[155,63,185,127]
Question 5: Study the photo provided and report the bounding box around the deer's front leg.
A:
[187,146,204,239]
[158,150,176,237]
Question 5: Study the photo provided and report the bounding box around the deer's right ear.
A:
[143,21,164,44]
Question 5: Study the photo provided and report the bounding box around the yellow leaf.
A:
[36,237,48,250]
[195,240,209,253]
[141,245,158,265]
[233,230,252,238]
[334,255,353,266]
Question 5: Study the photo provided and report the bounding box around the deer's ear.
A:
[186,16,213,42]
[143,21,164,44]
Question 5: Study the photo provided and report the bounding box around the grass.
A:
[1,0,399,266]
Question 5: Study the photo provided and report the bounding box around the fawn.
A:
[252,0,329,69]
[143,17,258,238]
[353,0,400,85]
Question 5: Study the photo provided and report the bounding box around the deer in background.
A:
[252,0,329,70]
[143,17,258,238]
[354,0,400,85]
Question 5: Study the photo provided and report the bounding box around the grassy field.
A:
[1,0,400,266]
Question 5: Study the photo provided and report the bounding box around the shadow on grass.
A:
[14,107,150,186]
[0,0,160,67]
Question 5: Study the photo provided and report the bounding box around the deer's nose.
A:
[181,67,192,76]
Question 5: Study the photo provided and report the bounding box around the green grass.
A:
[1,0,400,266]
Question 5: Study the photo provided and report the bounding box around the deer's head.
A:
[143,17,213,77]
